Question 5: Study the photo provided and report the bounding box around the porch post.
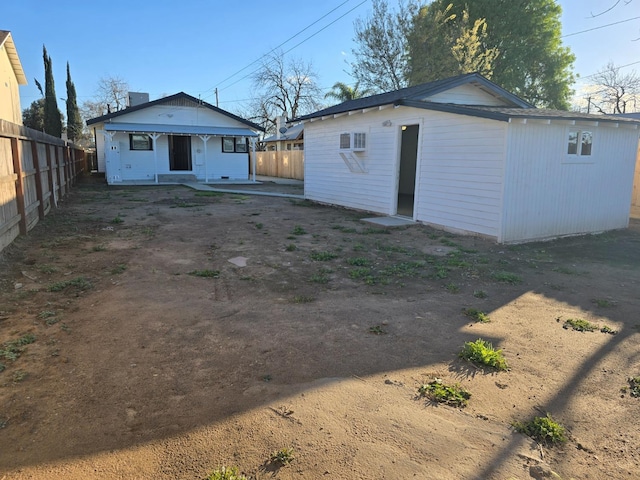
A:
[149,133,162,183]
[198,135,211,183]
[250,137,256,182]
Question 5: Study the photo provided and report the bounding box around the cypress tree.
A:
[66,62,82,141]
[43,45,62,137]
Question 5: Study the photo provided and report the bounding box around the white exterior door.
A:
[106,141,122,183]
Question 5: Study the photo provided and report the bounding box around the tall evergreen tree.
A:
[43,45,62,137]
[66,62,83,141]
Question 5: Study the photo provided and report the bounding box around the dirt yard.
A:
[0,180,639,479]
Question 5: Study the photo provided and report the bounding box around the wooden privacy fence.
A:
[0,119,86,253]
[250,150,304,180]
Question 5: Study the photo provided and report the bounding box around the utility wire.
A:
[202,0,358,95]
[562,16,640,37]
[216,0,368,96]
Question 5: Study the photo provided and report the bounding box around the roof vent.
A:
[128,92,149,107]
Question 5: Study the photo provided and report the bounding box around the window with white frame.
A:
[129,134,153,150]
[339,132,366,151]
[567,130,592,156]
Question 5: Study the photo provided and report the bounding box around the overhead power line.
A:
[215,0,368,97]
[562,16,640,38]
[202,0,362,97]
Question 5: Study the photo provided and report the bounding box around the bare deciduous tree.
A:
[590,62,640,114]
[248,52,322,133]
[82,75,130,120]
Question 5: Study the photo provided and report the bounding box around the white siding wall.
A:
[426,84,508,106]
[112,104,246,128]
[501,122,639,243]
[110,133,247,181]
[305,108,409,214]
[417,111,507,237]
[0,44,22,124]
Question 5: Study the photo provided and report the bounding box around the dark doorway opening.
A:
[397,125,419,217]
[169,135,192,171]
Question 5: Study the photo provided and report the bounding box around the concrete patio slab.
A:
[361,216,415,227]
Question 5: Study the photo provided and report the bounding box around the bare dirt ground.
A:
[0,179,639,480]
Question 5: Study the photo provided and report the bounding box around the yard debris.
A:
[228,256,248,267]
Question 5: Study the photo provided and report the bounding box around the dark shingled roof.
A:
[294,72,640,126]
[86,92,264,131]
[294,73,533,122]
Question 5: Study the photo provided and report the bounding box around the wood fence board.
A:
[251,151,304,180]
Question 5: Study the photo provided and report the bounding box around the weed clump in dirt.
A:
[188,269,220,278]
[206,466,247,480]
[0,333,36,363]
[463,308,490,323]
[627,377,640,398]
[418,379,471,407]
[491,271,522,284]
[459,339,508,371]
[48,277,92,292]
[512,414,567,445]
[563,318,598,332]
[270,447,295,465]
[310,251,338,261]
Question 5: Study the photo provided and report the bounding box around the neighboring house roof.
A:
[263,123,304,143]
[614,112,640,120]
[103,122,259,137]
[294,73,534,122]
[295,72,640,127]
[86,92,264,131]
[0,30,27,85]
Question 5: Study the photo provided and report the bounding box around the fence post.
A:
[10,137,27,235]
[45,144,56,207]
[30,140,46,220]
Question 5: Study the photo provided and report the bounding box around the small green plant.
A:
[352,243,366,252]
[332,224,357,233]
[12,370,27,383]
[440,238,459,247]
[111,215,124,224]
[628,377,640,398]
[473,290,487,299]
[255,222,263,229]
[292,225,307,235]
[285,243,297,252]
[512,414,567,445]
[563,318,598,332]
[195,191,224,197]
[206,466,248,480]
[310,251,338,261]
[310,272,329,284]
[445,283,460,293]
[292,295,315,304]
[592,298,615,308]
[270,448,295,465]
[48,277,93,292]
[491,271,522,284]
[433,266,449,279]
[110,264,127,274]
[37,310,57,320]
[418,379,471,407]
[369,325,386,335]
[0,334,36,362]
[463,308,490,323]
[552,266,579,275]
[91,244,107,252]
[188,269,220,278]
[346,257,371,266]
[360,227,390,235]
[600,325,618,335]
[459,339,508,371]
[37,264,58,274]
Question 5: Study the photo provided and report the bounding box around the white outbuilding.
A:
[87,92,263,184]
[295,73,640,243]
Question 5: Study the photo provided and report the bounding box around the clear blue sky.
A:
[4,0,640,115]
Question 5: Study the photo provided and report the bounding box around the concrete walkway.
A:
[182,175,304,199]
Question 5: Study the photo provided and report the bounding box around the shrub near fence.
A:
[250,150,304,180]
[0,119,85,253]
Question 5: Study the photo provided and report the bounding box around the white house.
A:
[294,73,640,243]
[262,122,304,151]
[0,30,27,124]
[87,93,263,184]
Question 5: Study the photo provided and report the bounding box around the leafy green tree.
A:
[65,62,83,141]
[42,45,62,137]
[22,98,45,131]
[407,3,498,84]
[324,81,371,103]
[351,0,413,93]
[417,0,575,109]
